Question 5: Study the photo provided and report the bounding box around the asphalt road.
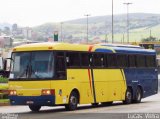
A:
[0,94,160,119]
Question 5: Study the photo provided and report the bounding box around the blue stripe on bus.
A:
[99,45,156,55]
[95,49,114,53]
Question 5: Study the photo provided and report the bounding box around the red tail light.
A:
[41,89,55,95]
[9,90,17,96]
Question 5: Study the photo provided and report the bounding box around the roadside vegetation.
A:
[0,77,8,83]
[0,77,9,104]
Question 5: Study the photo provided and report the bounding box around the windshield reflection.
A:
[10,51,54,79]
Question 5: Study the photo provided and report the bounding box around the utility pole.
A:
[150,29,152,38]
[123,33,125,43]
[105,34,108,43]
[123,2,132,44]
[112,0,114,43]
[84,14,90,44]
[61,22,63,42]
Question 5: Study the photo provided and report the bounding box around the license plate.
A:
[26,101,34,104]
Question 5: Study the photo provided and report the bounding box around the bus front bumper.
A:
[9,95,55,106]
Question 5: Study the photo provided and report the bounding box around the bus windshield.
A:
[10,51,54,79]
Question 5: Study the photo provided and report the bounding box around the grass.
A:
[0,99,9,103]
[0,77,8,83]
[0,83,8,90]
[77,24,160,43]
[101,25,160,43]
[0,84,8,90]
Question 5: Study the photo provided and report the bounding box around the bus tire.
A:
[29,105,41,112]
[65,91,78,111]
[133,87,142,103]
[101,101,113,106]
[123,88,132,104]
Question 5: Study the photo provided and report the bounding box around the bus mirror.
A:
[4,58,12,71]
[5,57,13,60]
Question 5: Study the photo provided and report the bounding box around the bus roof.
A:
[98,43,142,48]
[97,46,155,55]
[13,42,115,52]
[13,42,156,55]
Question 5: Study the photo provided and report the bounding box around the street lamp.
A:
[84,14,90,44]
[123,2,132,44]
[60,22,63,42]
[112,0,114,43]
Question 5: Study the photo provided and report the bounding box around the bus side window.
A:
[107,54,117,68]
[93,53,105,68]
[128,55,136,68]
[56,52,66,79]
[136,55,146,68]
[117,54,128,68]
[146,55,156,67]
[66,52,80,67]
[80,53,91,67]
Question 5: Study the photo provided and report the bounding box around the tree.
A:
[142,36,156,42]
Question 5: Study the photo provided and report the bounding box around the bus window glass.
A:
[128,55,136,67]
[30,51,54,78]
[56,52,66,79]
[107,54,117,68]
[11,52,30,79]
[93,54,104,67]
[66,52,80,67]
[117,54,127,68]
[146,56,156,67]
[136,55,146,67]
[10,51,54,79]
[81,53,91,67]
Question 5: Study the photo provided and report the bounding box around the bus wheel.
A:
[133,87,142,103]
[123,88,132,104]
[65,91,78,111]
[29,105,41,112]
[101,101,113,106]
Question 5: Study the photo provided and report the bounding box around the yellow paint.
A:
[9,81,51,96]
[9,69,126,104]
[13,42,90,52]
[12,42,116,53]
[93,69,126,102]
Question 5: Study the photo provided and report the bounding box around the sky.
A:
[0,0,160,27]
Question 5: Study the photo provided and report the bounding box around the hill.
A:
[33,13,160,43]
[0,23,12,30]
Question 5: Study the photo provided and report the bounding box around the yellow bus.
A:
[8,42,158,111]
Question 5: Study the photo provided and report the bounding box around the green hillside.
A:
[32,13,160,43]
[113,24,160,43]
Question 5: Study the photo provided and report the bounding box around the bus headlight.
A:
[9,90,17,96]
[41,89,55,95]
